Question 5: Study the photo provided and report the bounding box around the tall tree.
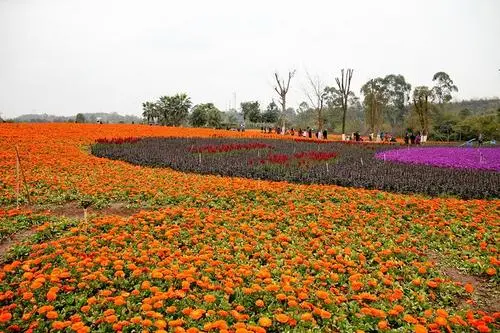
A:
[382,74,412,130]
[261,101,280,123]
[305,72,328,130]
[190,104,209,127]
[412,86,434,135]
[157,93,192,126]
[241,101,261,123]
[75,113,86,123]
[142,101,159,124]
[432,72,458,105]
[206,104,223,128]
[335,69,354,137]
[274,70,296,129]
[361,78,388,134]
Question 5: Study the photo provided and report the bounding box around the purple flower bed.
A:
[376,147,500,171]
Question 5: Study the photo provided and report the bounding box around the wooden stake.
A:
[14,146,31,206]
[15,148,20,208]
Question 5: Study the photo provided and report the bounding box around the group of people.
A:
[403,132,426,145]
[366,132,397,142]
[260,126,329,140]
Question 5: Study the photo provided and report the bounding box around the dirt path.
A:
[0,228,37,261]
[428,251,499,313]
[46,201,143,218]
[0,201,145,261]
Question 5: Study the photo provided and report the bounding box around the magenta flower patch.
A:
[376,147,500,171]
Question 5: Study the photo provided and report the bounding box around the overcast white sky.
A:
[1,0,499,118]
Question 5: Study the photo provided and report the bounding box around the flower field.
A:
[91,138,500,199]
[0,123,499,333]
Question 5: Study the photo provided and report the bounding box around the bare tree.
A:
[335,69,354,138]
[274,70,296,130]
[305,72,327,130]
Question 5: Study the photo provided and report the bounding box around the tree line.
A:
[141,70,499,141]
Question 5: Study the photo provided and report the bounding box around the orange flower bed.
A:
[0,123,498,332]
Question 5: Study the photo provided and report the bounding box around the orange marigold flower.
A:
[155,320,167,329]
[316,290,329,300]
[52,321,66,330]
[258,317,272,327]
[403,314,418,324]
[301,312,313,321]
[189,309,204,320]
[105,315,117,323]
[378,320,389,330]
[464,283,474,293]
[435,316,447,326]
[168,319,184,327]
[255,299,264,307]
[414,324,428,333]
[0,312,12,323]
[204,294,216,303]
[436,309,448,318]
[46,311,59,320]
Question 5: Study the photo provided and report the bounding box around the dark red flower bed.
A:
[189,142,272,154]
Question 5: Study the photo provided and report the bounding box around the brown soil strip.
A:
[0,228,37,260]
[428,251,499,313]
[0,202,145,261]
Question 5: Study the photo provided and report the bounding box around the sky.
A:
[1,0,499,118]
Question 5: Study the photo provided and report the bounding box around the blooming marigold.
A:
[258,317,272,327]
[204,294,216,303]
[168,319,184,327]
[155,320,167,329]
[378,320,389,330]
[404,314,418,324]
[414,324,428,333]
[0,312,12,323]
[301,312,313,321]
[255,299,264,307]
[189,309,204,320]
[52,321,66,330]
[464,283,474,293]
[46,311,59,320]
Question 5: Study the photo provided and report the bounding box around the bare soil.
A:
[428,251,500,313]
[0,202,144,260]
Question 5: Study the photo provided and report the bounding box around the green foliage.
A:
[241,101,261,123]
[383,74,412,130]
[361,78,388,133]
[432,72,458,105]
[75,113,86,123]
[412,86,434,133]
[142,93,192,126]
[189,103,223,128]
[261,101,280,124]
